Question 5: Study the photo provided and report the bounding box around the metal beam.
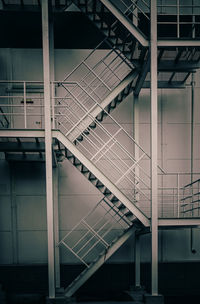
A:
[150,0,158,296]
[5,153,44,162]
[99,0,149,47]
[132,60,200,73]
[53,167,60,289]
[133,94,140,203]
[0,129,45,138]
[10,164,18,264]
[142,81,185,89]
[158,40,200,47]
[158,218,200,227]
[54,130,150,227]
[158,61,200,72]
[134,55,150,96]
[135,234,141,288]
[42,0,55,298]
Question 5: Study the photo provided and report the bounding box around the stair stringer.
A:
[64,225,136,298]
[97,0,149,47]
[67,70,137,142]
[54,130,150,227]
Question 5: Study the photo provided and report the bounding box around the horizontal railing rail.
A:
[0,81,45,129]
[108,0,200,38]
[180,177,200,217]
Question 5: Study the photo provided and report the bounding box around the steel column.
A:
[133,94,140,202]
[42,0,55,298]
[135,233,141,288]
[10,164,18,264]
[53,167,60,289]
[150,0,158,296]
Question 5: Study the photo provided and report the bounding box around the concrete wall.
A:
[0,48,200,265]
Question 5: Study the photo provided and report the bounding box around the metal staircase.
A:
[1,0,200,299]
[51,1,200,297]
[55,43,137,139]
[67,0,200,92]
[55,130,148,297]
[59,196,137,297]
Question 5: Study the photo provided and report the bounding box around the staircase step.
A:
[103,188,112,195]
[81,165,89,174]
[88,172,96,181]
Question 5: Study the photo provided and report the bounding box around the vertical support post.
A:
[51,83,55,129]
[23,82,27,129]
[134,95,140,160]
[135,233,141,288]
[49,4,55,129]
[191,74,194,182]
[150,0,158,296]
[42,0,55,298]
[53,167,61,289]
[133,94,140,202]
[10,164,18,264]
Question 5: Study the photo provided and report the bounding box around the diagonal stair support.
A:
[64,225,136,298]
[67,70,138,141]
[134,54,150,96]
[99,0,149,47]
[54,130,150,227]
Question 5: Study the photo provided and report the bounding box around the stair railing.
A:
[58,196,131,266]
[54,78,153,215]
[0,80,44,129]
[180,177,200,217]
[107,0,200,38]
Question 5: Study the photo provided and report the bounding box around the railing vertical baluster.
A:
[51,82,55,129]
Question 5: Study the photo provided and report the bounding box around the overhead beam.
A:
[158,61,200,72]
[5,153,45,162]
[132,60,200,73]
[158,218,200,227]
[142,81,185,89]
[0,129,45,138]
[158,40,200,47]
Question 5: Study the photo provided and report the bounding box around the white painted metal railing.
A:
[54,77,152,216]
[1,80,200,219]
[0,80,44,129]
[55,43,133,129]
[157,172,200,218]
[59,197,131,266]
[181,177,200,217]
[108,0,200,38]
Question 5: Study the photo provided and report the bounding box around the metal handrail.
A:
[59,196,130,265]
[108,0,200,38]
[57,113,151,203]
